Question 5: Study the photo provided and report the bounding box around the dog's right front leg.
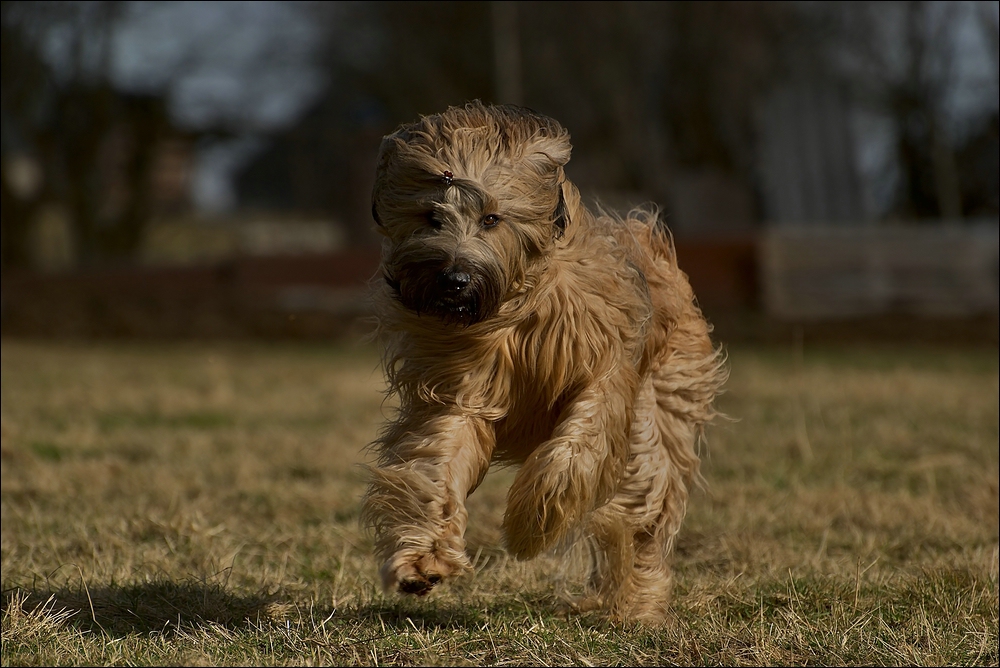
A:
[362,412,494,596]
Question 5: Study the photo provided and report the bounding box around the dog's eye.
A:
[481,213,501,228]
[425,212,442,229]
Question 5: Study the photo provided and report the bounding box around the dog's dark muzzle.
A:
[389,259,503,326]
[428,265,480,323]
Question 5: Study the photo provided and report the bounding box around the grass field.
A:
[2,337,997,666]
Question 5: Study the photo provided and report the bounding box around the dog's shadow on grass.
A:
[345,599,498,630]
[343,588,564,632]
[6,579,574,638]
[4,580,279,637]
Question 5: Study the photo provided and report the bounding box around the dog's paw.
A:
[397,570,442,596]
[556,594,605,616]
[381,550,467,596]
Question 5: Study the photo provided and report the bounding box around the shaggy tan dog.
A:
[362,102,726,623]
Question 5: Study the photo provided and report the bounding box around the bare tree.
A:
[1,0,180,267]
[1,0,52,268]
[320,2,495,123]
[974,0,999,85]
[491,1,522,106]
[826,1,971,220]
[0,1,289,267]
[313,1,793,213]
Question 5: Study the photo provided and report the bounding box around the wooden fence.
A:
[761,222,999,319]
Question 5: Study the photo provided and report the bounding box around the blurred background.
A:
[1,0,997,343]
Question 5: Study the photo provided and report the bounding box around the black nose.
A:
[438,268,471,292]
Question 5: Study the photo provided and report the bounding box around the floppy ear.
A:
[370,135,395,229]
[552,195,566,239]
[508,114,572,240]
[519,129,572,180]
[554,174,581,239]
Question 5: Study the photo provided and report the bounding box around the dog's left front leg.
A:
[503,371,635,559]
[362,412,493,596]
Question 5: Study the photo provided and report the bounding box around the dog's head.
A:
[371,102,575,326]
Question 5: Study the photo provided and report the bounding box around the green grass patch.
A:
[96,410,236,431]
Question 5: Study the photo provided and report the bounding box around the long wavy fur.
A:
[361,101,727,624]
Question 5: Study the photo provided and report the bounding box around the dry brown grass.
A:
[2,338,997,665]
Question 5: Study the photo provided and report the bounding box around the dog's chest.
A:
[492,402,561,463]
[491,375,570,463]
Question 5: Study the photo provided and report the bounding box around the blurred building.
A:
[755,81,867,226]
[96,92,198,218]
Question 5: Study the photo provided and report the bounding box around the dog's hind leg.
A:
[581,375,685,623]
[362,412,493,596]
[594,347,722,622]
